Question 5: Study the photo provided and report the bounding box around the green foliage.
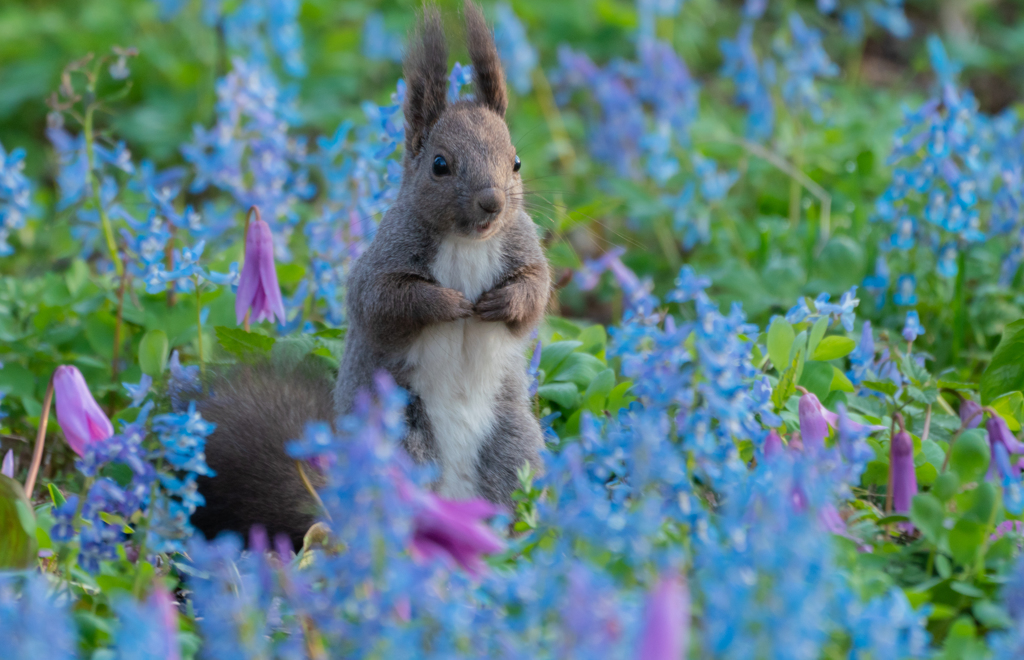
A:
[0,474,38,569]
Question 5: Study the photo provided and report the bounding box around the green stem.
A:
[194,277,205,376]
[131,476,160,598]
[83,105,124,277]
[952,246,968,364]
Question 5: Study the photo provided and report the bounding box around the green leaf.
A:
[807,315,829,357]
[64,259,91,297]
[967,481,996,524]
[989,391,1024,432]
[537,382,579,409]
[583,368,615,405]
[915,462,938,486]
[980,319,1024,405]
[606,382,634,413]
[948,518,986,565]
[932,472,959,502]
[0,474,38,569]
[863,380,898,396]
[771,355,800,410]
[949,581,985,598]
[910,493,945,542]
[545,317,582,339]
[798,361,834,401]
[577,324,607,356]
[972,601,1013,629]
[539,340,582,375]
[830,367,855,393]
[48,483,66,507]
[811,336,856,361]
[214,326,276,359]
[550,352,606,389]
[949,429,990,483]
[138,329,169,377]
[767,317,795,372]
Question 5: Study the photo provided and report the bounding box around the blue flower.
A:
[123,374,153,407]
[0,141,33,256]
[893,274,917,306]
[494,4,537,94]
[901,310,924,342]
[362,12,404,63]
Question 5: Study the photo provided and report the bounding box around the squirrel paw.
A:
[441,287,475,321]
[474,286,522,323]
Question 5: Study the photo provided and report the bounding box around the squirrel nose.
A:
[475,188,505,215]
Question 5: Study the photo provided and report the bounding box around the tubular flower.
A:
[890,429,917,515]
[410,492,505,578]
[235,214,286,325]
[53,365,114,456]
[798,392,839,448]
[635,572,690,660]
[959,398,983,430]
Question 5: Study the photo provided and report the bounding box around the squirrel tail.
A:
[187,359,335,549]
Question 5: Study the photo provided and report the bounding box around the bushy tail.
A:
[187,359,335,549]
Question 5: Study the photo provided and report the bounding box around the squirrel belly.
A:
[404,234,532,500]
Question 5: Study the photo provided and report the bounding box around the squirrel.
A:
[189,2,551,549]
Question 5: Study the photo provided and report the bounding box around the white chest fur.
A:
[405,235,525,499]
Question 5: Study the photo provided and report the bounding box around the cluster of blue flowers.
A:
[873,37,1024,301]
[0,143,32,256]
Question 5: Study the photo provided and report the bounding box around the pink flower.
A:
[235,215,286,325]
[987,414,1024,455]
[798,392,838,448]
[635,572,690,660]
[53,365,113,456]
[410,492,505,578]
[150,585,181,660]
[891,429,917,516]
[763,429,783,457]
[1,449,13,478]
[991,520,1024,542]
[959,398,983,430]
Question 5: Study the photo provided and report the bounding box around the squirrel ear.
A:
[404,5,449,159]
[464,1,508,118]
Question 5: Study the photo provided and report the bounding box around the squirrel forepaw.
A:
[474,286,522,323]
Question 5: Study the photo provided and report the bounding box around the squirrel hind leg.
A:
[473,392,544,511]
[190,359,335,550]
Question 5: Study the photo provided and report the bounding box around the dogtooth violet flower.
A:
[54,365,114,456]
[890,428,917,516]
[236,211,287,325]
[409,490,505,578]
[1,449,12,478]
[798,391,839,448]
[635,572,690,660]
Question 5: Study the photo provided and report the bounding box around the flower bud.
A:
[636,572,689,660]
[235,214,286,325]
[890,430,917,515]
[53,365,113,456]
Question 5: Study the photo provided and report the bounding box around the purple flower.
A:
[54,365,114,457]
[988,414,1024,455]
[764,429,784,457]
[798,392,839,448]
[959,398,983,429]
[410,492,505,578]
[235,214,286,325]
[890,429,917,515]
[635,572,689,660]
[1,449,12,478]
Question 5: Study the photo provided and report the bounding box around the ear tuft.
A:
[404,5,450,159]
[464,1,508,118]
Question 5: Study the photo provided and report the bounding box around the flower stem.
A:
[110,269,128,407]
[194,276,205,376]
[24,376,55,499]
[83,104,124,278]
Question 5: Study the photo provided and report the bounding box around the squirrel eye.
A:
[513,154,521,172]
[432,155,450,176]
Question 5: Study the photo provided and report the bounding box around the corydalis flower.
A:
[902,310,924,343]
[890,429,917,516]
[236,213,286,325]
[636,572,690,660]
[54,365,114,456]
[410,493,504,578]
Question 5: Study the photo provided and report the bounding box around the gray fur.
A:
[336,1,550,508]
[191,360,333,548]
[191,2,551,545]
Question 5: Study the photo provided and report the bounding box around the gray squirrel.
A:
[189,2,551,548]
